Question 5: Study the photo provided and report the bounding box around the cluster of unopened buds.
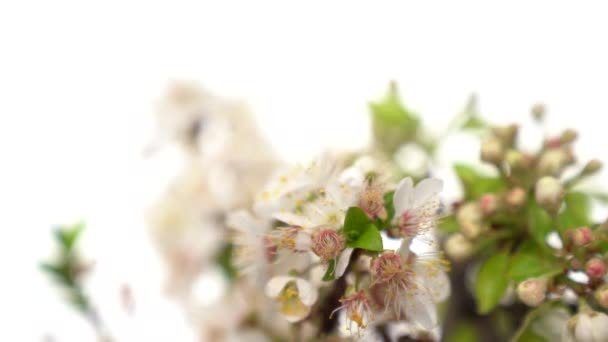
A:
[442,109,608,341]
[228,154,450,339]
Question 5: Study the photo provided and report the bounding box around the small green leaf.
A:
[462,116,487,130]
[322,259,336,281]
[475,251,510,314]
[453,164,506,200]
[216,243,237,281]
[558,192,591,231]
[383,191,395,224]
[527,199,554,252]
[509,241,562,282]
[53,222,85,253]
[438,215,459,233]
[347,224,383,252]
[343,207,371,243]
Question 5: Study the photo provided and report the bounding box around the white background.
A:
[1,1,607,341]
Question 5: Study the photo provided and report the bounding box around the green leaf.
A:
[322,259,336,281]
[343,207,371,243]
[446,320,480,342]
[453,163,506,200]
[527,199,554,253]
[370,82,420,154]
[438,215,459,233]
[509,241,562,282]
[347,224,383,252]
[475,251,510,314]
[557,192,591,231]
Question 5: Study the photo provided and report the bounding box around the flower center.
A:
[372,252,404,283]
[311,228,345,262]
[358,185,385,218]
[277,282,309,317]
[399,211,418,237]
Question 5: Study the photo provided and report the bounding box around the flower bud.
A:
[457,203,483,239]
[595,285,608,309]
[492,124,518,147]
[480,194,499,216]
[517,277,547,307]
[586,257,607,280]
[560,129,578,145]
[564,310,608,342]
[582,159,602,176]
[531,103,545,121]
[480,138,505,164]
[445,233,473,262]
[505,150,529,171]
[572,227,593,247]
[537,149,571,176]
[535,177,564,214]
[506,187,527,209]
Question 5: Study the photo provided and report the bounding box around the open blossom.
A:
[358,180,387,219]
[265,276,318,323]
[392,177,443,240]
[270,179,360,278]
[369,243,450,330]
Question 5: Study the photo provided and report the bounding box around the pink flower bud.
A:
[586,258,607,280]
[480,194,498,216]
[572,227,593,247]
[506,187,526,208]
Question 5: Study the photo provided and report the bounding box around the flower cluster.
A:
[441,105,608,341]
[228,153,450,339]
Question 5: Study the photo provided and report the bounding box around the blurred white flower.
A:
[265,276,318,323]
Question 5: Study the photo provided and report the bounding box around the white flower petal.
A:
[413,178,443,208]
[295,278,318,306]
[393,177,414,216]
[273,211,313,228]
[591,312,608,341]
[295,231,312,250]
[405,290,437,330]
[575,313,593,342]
[335,247,354,278]
[532,308,571,342]
[413,261,450,302]
[265,276,295,298]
